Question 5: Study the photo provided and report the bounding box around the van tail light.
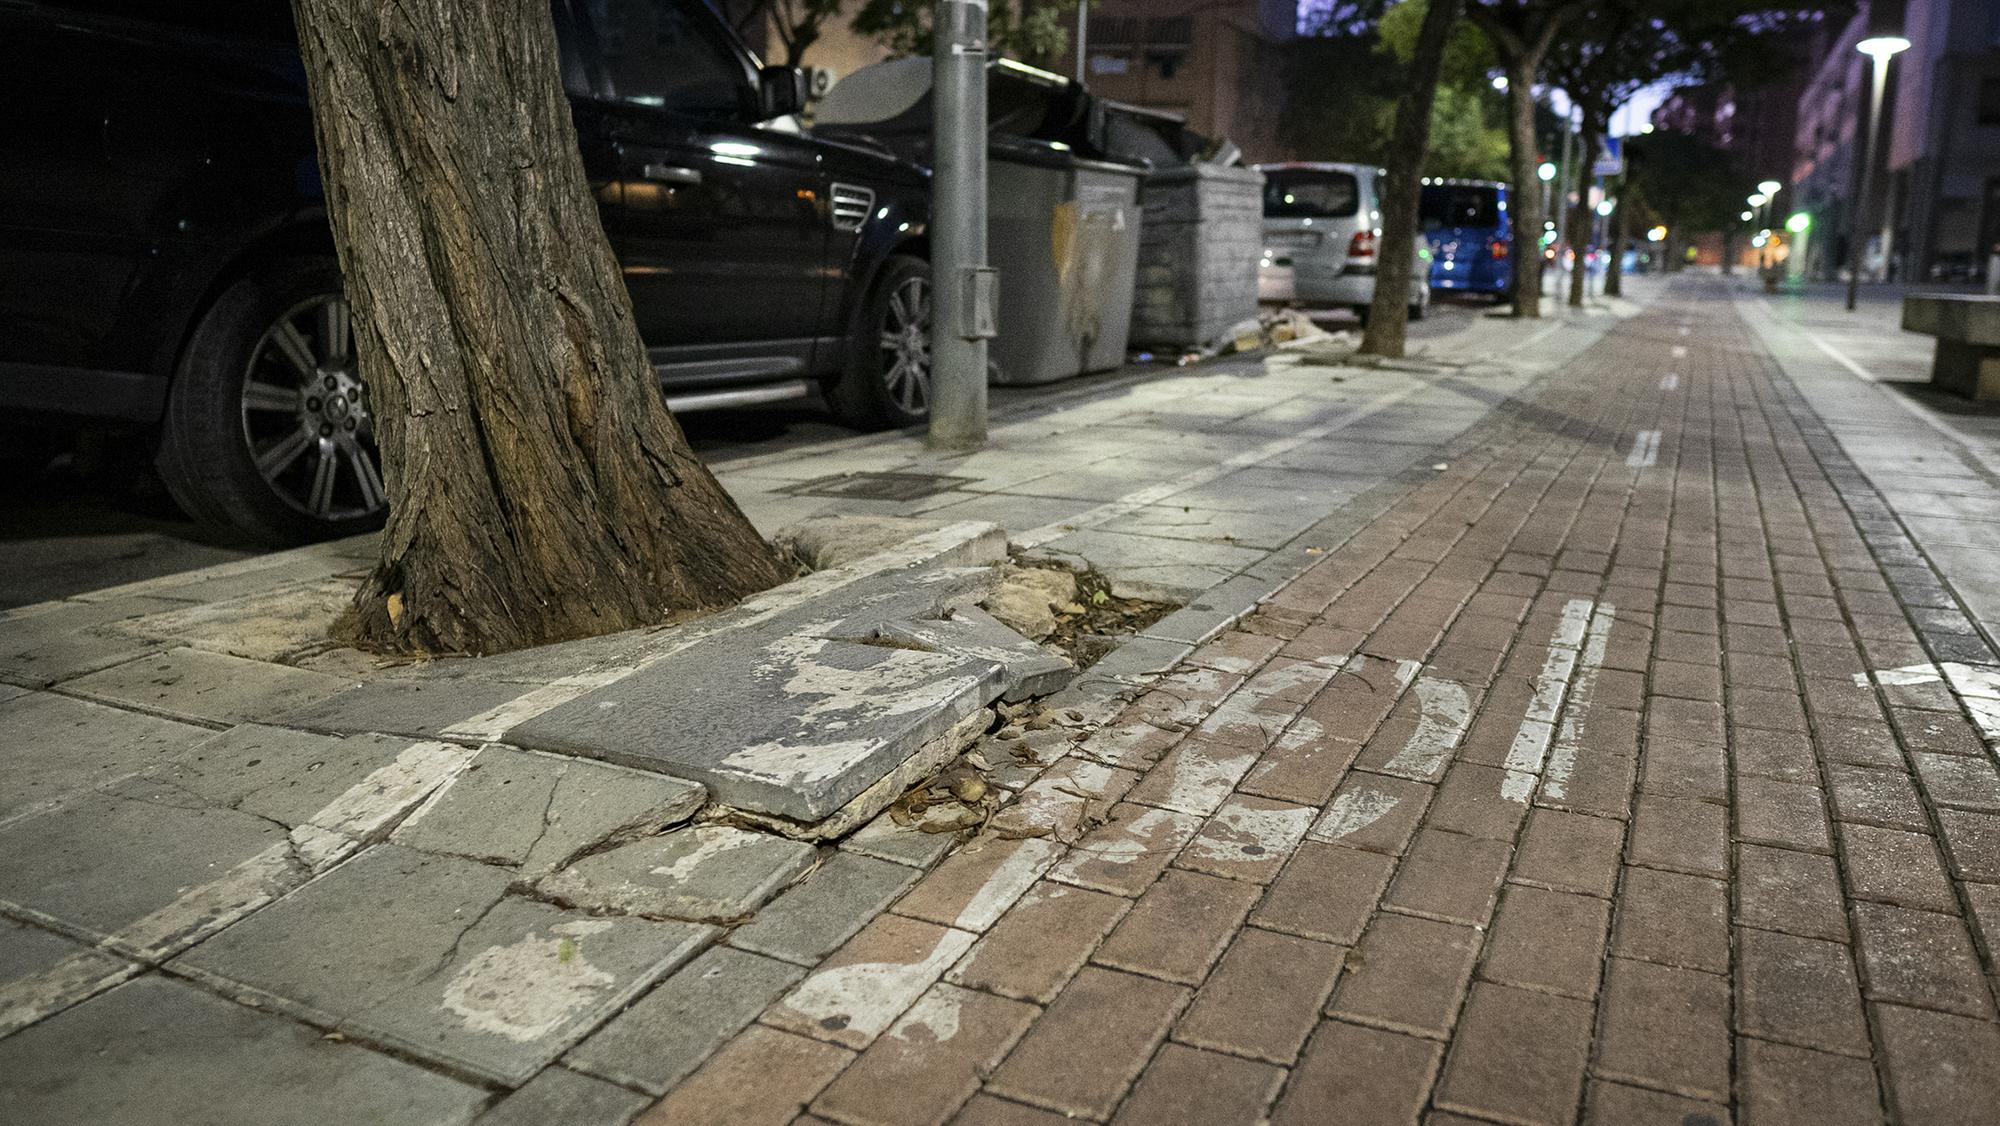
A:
[1348,230,1378,260]
[1490,239,1509,260]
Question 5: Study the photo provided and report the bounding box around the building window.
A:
[1979,76,2000,126]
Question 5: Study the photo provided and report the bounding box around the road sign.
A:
[1593,135,1624,177]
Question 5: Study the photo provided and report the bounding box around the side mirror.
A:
[758,65,807,119]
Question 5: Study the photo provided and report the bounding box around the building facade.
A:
[1053,0,1299,162]
[1883,0,2000,280]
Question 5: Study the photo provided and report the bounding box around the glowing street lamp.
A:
[1741,210,1754,221]
[1596,200,1615,218]
[1758,180,1782,197]
[1786,212,1811,234]
[1848,32,1911,310]
[1647,225,1668,243]
[1537,162,1557,182]
[1748,193,1767,208]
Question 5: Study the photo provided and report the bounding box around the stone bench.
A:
[1902,294,2000,401]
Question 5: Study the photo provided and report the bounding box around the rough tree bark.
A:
[1567,109,1603,309]
[1469,2,1581,319]
[1361,0,1465,358]
[292,0,792,656]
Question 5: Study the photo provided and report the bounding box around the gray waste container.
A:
[813,58,1146,385]
[988,141,1145,385]
[1102,105,1264,351]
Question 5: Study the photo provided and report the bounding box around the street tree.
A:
[717,0,847,68]
[1465,0,1587,319]
[1362,0,1467,358]
[851,0,1080,63]
[291,0,793,656]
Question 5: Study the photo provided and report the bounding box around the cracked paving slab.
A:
[390,744,706,880]
[172,844,714,1085]
[538,824,817,923]
[0,690,212,826]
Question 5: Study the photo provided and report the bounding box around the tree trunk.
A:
[1567,115,1601,309]
[1503,59,1544,319]
[1361,0,1463,358]
[1604,181,1626,297]
[292,0,792,656]
[1721,229,1734,275]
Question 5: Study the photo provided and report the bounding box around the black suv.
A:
[0,0,934,545]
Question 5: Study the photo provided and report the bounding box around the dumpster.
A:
[815,58,1148,384]
[1102,104,1264,352]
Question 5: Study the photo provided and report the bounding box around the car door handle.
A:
[641,163,703,186]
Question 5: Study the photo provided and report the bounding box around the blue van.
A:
[1420,179,1513,298]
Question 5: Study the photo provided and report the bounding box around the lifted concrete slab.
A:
[173,845,714,1085]
[0,976,488,1126]
[391,745,705,879]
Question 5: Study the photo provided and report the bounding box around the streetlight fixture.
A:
[1537,162,1557,182]
[1758,180,1782,197]
[1848,32,1911,311]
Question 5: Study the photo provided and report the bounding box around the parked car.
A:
[1420,178,1513,300]
[1255,162,1430,323]
[0,0,934,546]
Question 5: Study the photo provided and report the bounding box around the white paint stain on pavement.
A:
[1309,785,1402,842]
[442,920,617,1042]
[1626,430,1661,468]
[1855,662,2000,743]
[1502,599,1600,801]
[1671,343,1689,357]
[1185,800,1316,869]
[1659,373,1680,391]
[777,928,977,1047]
[1379,676,1473,781]
[1542,604,1617,801]
[887,985,963,1045]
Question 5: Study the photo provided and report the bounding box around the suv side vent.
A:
[830,183,876,232]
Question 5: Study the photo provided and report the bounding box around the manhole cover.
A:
[783,471,974,502]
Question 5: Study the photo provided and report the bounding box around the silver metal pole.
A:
[930,0,990,449]
[1847,53,1890,312]
[1075,1,1088,83]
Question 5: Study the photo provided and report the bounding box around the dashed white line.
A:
[1501,599,1600,801]
[1659,373,1680,391]
[1542,604,1618,800]
[1626,430,1661,468]
[1671,344,1688,358]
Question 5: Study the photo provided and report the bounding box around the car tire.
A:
[156,259,388,547]
[827,254,932,430]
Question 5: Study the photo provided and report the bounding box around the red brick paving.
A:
[643,285,2000,1122]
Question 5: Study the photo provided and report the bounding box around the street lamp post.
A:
[1847,34,1910,312]
[1757,180,1781,272]
[930,0,992,449]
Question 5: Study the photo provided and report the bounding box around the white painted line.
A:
[0,951,140,1036]
[1671,344,1688,358]
[1626,429,1661,468]
[1678,325,1691,336]
[1857,661,2000,744]
[1379,676,1473,781]
[288,740,477,870]
[1659,373,1680,391]
[1501,599,1598,801]
[1542,604,1617,801]
[1309,783,1403,842]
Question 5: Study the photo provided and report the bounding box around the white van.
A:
[1256,162,1432,323]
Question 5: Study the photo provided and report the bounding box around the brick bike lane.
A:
[630,277,2000,1126]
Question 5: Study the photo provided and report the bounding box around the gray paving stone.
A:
[0,691,210,824]
[1031,528,1263,601]
[0,916,135,1034]
[270,676,537,739]
[473,1066,648,1126]
[0,976,487,1126]
[1139,574,1280,646]
[0,779,299,958]
[1086,636,1197,683]
[729,851,921,965]
[853,606,1075,702]
[1097,503,1323,550]
[64,647,356,726]
[565,945,805,1095]
[150,725,423,828]
[0,596,183,688]
[539,825,816,922]
[392,745,705,879]
[840,811,964,868]
[108,578,364,663]
[174,844,713,1084]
